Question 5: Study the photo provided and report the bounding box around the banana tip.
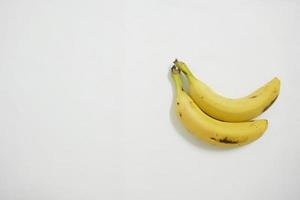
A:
[171,65,180,74]
[274,77,281,84]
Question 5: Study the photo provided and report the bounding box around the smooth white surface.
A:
[0,0,299,199]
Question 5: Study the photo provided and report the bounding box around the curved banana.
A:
[171,66,268,147]
[174,60,280,122]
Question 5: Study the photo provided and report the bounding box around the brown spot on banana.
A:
[176,102,180,106]
[179,112,182,118]
[218,137,239,144]
[210,137,241,144]
[250,95,257,98]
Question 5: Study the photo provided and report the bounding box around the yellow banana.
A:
[171,66,268,147]
[174,60,280,122]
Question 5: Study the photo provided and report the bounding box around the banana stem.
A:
[171,66,183,94]
[173,59,194,78]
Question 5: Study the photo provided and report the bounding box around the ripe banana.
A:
[174,60,280,122]
[171,66,268,147]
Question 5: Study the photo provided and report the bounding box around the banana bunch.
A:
[170,60,280,147]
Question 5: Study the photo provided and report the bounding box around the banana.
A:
[174,60,280,122]
[171,66,268,147]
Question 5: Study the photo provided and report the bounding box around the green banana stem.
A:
[173,59,194,78]
[171,66,183,94]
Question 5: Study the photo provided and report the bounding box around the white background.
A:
[0,0,299,199]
